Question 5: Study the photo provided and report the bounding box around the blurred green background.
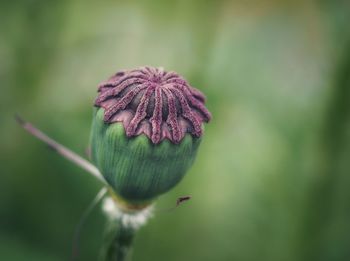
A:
[1,0,350,260]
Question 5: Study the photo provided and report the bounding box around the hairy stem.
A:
[100,217,136,261]
[100,198,153,261]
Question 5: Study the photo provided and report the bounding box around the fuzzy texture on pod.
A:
[91,67,211,204]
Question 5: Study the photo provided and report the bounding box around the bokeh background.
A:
[1,0,350,260]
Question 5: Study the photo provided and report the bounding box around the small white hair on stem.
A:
[102,197,154,230]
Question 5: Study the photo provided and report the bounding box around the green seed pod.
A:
[91,67,211,206]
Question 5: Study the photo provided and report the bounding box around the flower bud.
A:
[91,67,211,206]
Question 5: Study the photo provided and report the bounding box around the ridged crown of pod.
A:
[91,67,211,206]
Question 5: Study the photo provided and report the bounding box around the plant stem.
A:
[100,197,153,261]
[100,216,136,261]
[15,114,106,184]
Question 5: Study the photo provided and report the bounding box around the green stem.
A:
[100,196,153,261]
[100,215,136,261]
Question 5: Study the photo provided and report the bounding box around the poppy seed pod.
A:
[91,67,211,206]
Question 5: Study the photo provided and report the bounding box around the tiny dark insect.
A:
[158,195,192,213]
[176,196,191,206]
